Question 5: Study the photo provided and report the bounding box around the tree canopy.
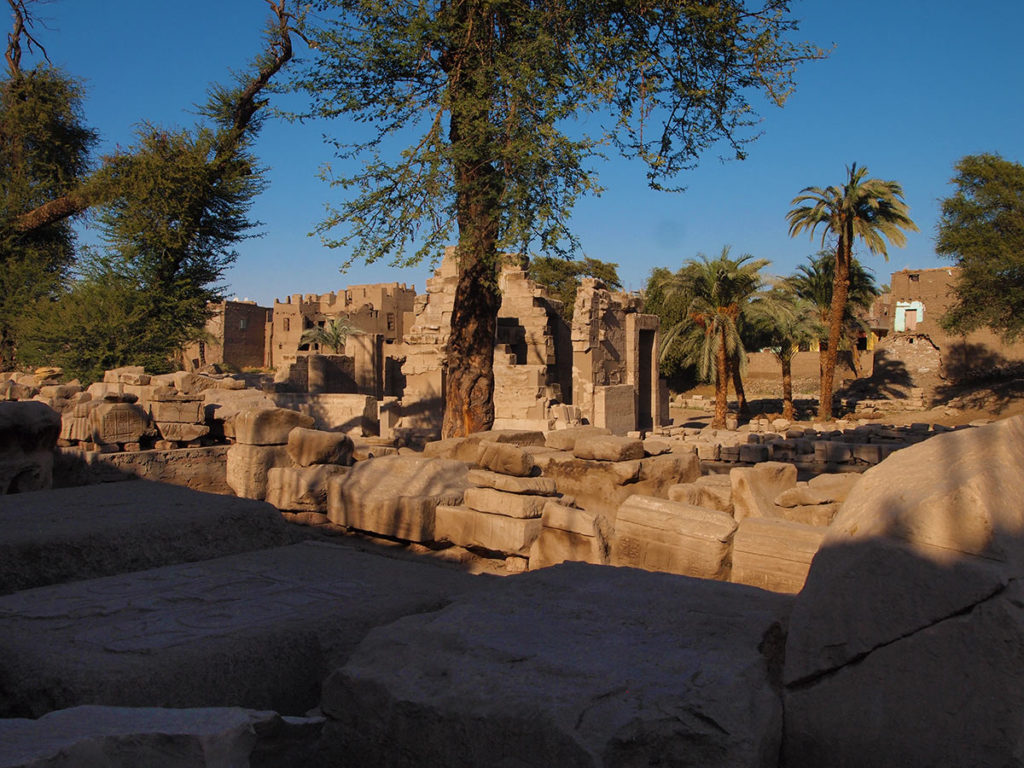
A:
[937,153,1024,341]
[527,255,620,321]
[297,0,822,436]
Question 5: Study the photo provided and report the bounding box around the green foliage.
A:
[937,153,1024,341]
[747,285,822,364]
[527,255,620,320]
[0,66,96,368]
[788,250,880,347]
[644,265,695,381]
[300,317,364,354]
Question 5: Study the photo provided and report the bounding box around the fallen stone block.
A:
[528,502,610,569]
[319,563,792,767]
[287,427,354,467]
[0,705,324,768]
[0,542,479,719]
[266,465,350,512]
[464,486,545,519]
[476,440,533,476]
[474,428,546,447]
[0,481,302,595]
[668,474,734,515]
[87,401,149,446]
[466,469,557,496]
[573,433,644,462]
[0,401,60,494]
[435,504,543,555]
[543,425,611,452]
[610,495,737,579]
[156,421,210,443]
[731,462,797,522]
[225,443,293,500]
[234,407,315,446]
[148,396,203,424]
[730,517,826,594]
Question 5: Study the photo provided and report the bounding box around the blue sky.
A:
[26,1,1024,304]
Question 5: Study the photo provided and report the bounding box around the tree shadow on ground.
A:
[835,354,913,401]
[933,343,1024,414]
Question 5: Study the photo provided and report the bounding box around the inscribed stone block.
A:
[87,402,148,445]
[466,469,556,495]
[730,517,826,594]
[234,408,314,446]
[463,486,545,519]
[434,504,543,555]
[266,465,349,512]
[225,443,293,500]
[476,440,534,477]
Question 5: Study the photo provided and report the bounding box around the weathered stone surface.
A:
[805,471,860,502]
[668,474,734,515]
[0,542,479,719]
[286,427,354,467]
[643,438,672,456]
[266,465,350,512]
[327,455,468,542]
[155,422,210,443]
[782,416,1024,768]
[537,452,700,519]
[421,436,482,462]
[544,425,611,452]
[434,504,543,555]
[172,371,219,396]
[474,428,546,447]
[610,495,738,579]
[319,563,793,767]
[225,443,293,500]
[87,401,149,445]
[0,401,60,494]
[234,408,315,446]
[0,481,302,595]
[273,393,379,436]
[103,366,145,384]
[476,440,534,476]
[773,502,839,527]
[466,469,557,496]
[0,705,324,768]
[730,462,797,522]
[730,518,825,594]
[528,502,610,569]
[573,434,644,462]
[464,485,545,519]
[149,397,203,424]
[202,389,277,436]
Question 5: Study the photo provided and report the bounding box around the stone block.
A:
[528,502,610,569]
[474,428,547,447]
[544,425,611,452]
[731,517,826,594]
[610,495,737,579]
[668,474,734,515]
[0,401,60,494]
[149,397,203,424]
[156,422,210,443]
[593,384,635,434]
[694,441,720,461]
[225,443,293,500]
[422,436,483,462]
[103,366,145,384]
[806,472,860,501]
[266,465,349,512]
[0,542,479,718]
[87,402,149,445]
[234,407,315,446]
[774,502,839,527]
[434,504,543,555]
[730,461,797,522]
[573,434,644,462]
[476,440,533,476]
[739,443,771,463]
[286,427,354,467]
[463,486,545,519]
[466,469,557,496]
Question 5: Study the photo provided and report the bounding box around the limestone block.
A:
[233,407,315,446]
[739,443,770,463]
[0,705,324,768]
[103,366,145,383]
[172,371,219,395]
[319,563,792,767]
[0,401,60,494]
[327,455,468,542]
[775,484,835,507]
[730,462,797,522]
[593,384,635,434]
[149,397,203,424]
[851,443,883,463]
[351,438,398,462]
[476,440,533,477]
[528,502,610,569]
[544,425,611,452]
[573,434,644,462]
[694,441,720,461]
[610,495,737,579]
[731,517,826,594]
[274,393,379,435]
[266,465,349,512]
[434,504,543,555]
[286,427,354,467]
[772,502,839,527]
[643,438,672,456]
[202,389,277,435]
[474,428,546,447]
[422,436,483,462]
[466,469,556,495]
[806,471,860,502]
[156,422,210,443]
[87,401,149,445]
[813,440,852,463]
[225,443,293,500]
[668,475,734,515]
[464,486,545,519]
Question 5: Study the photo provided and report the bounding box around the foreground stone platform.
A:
[0,480,305,594]
[320,562,793,767]
[0,542,482,718]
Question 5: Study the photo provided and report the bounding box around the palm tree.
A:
[300,317,364,354]
[748,286,822,420]
[789,251,880,378]
[787,163,917,419]
[657,247,769,428]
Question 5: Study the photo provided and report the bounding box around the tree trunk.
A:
[440,0,502,438]
[820,229,852,420]
[712,327,729,429]
[781,351,794,420]
[731,359,749,419]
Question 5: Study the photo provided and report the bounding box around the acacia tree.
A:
[937,153,1024,340]
[786,163,916,419]
[297,1,821,437]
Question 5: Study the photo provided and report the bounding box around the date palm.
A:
[300,317,363,354]
[787,163,916,419]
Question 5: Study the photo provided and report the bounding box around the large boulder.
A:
[783,416,1024,768]
[318,563,793,767]
[0,401,60,494]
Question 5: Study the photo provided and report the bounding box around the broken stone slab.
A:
[327,455,468,542]
[543,425,611,452]
[0,401,60,494]
[730,517,826,594]
[475,439,534,476]
[0,541,481,719]
[148,396,203,424]
[528,502,610,569]
[730,462,797,523]
[0,705,325,768]
[266,465,350,512]
[103,366,145,384]
[202,388,277,437]
[472,428,546,447]
[805,471,860,502]
[463,485,546,519]
[225,443,293,500]
[668,473,734,515]
[156,422,210,443]
[318,563,793,767]
[286,427,354,467]
[573,433,644,462]
[0,480,303,595]
[421,436,483,462]
[434,504,543,555]
[87,401,150,446]
[234,407,315,446]
[610,495,738,580]
[466,469,557,496]
[773,502,839,527]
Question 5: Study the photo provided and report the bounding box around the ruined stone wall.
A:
[53,445,232,494]
[182,301,271,372]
